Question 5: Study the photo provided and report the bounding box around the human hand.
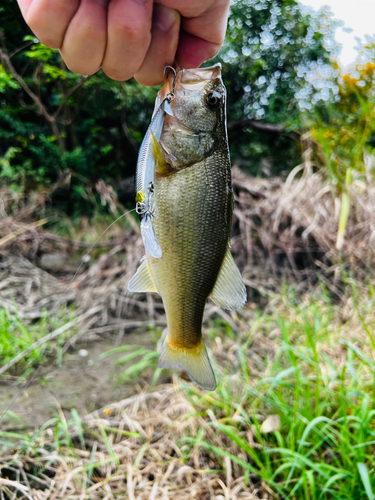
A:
[17,0,230,86]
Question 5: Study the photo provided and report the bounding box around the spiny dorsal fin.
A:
[209,248,247,310]
[128,260,158,293]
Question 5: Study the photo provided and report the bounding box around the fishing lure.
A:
[135,67,178,258]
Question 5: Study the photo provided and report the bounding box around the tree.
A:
[213,0,342,175]
[0,1,158,214]
[312,36,375,186]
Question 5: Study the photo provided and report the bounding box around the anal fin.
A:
[128,260,158,293]
[209,248,247,310]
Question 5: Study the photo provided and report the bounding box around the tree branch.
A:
[53,78,85,119]
[0,47,54,124]
[0,36,83,152]
[228,118,286,134]
[9,39,34,59]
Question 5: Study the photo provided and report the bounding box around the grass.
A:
[1,282,375,499]
[0,306,75,381]
[196,289,375,499]
[101,325,163,388]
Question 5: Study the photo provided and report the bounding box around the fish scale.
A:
[151,150,231,349]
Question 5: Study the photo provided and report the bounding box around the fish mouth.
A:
[155,64,223,168]
[156,64,222,108]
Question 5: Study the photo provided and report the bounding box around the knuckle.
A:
[31,30,62,49]
[25,14,62,49]
[112,20,149,43]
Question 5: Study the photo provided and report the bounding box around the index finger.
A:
[18,0,79,48]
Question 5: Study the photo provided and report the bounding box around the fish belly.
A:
[149,151,232,349]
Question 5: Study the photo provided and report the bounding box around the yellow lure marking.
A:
[135,191,146,204]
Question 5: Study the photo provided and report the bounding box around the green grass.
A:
[1,285,375,498]
[0,306,75,380]
[101,325,163,387]
[178,287,375,499]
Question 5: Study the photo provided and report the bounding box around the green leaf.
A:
[358,463,375,500]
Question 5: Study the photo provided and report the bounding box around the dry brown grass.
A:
[1,165,375,498]
[0,162,374,376]
[1,161,374,324]
[232,161,375,284]
[1,289,375,500]
[0,383,271,499]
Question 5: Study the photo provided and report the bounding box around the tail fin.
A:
[158,338,216,391]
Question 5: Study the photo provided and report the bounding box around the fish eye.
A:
[205,92,220,109]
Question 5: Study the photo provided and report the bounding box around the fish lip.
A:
[156,64,223,108]
[179,64,222,84]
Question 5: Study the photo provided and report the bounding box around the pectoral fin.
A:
[150,130,173,175]
[209,248,247,310]
[128,260,158,293]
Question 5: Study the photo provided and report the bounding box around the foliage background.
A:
[3,0,374,216]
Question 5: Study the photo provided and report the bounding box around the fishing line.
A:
[0,208,136,421]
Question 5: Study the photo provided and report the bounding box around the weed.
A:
[1,285,375,498]
[0,307,74,380]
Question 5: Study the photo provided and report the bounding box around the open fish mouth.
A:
[155,64,222,110]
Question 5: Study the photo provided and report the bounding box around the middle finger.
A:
[102,0,153,81]
[61,0,110,76]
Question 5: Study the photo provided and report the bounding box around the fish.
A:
[135,86,174,258]
[129,64,247,390]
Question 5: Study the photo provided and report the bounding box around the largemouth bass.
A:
[129,64,246,390]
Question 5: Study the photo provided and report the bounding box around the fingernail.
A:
[153,4,176,32]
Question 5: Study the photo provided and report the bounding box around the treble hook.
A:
[164,65,176,78]
[163,65,182,99]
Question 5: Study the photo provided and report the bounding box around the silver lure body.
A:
[135,98,173,259]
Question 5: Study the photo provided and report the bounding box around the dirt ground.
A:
[0,330,157,431]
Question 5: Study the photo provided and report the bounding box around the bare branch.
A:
[228,118,286,134]
[53,78,85,119]
[9,39,34,59]
[0,46,54,124]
